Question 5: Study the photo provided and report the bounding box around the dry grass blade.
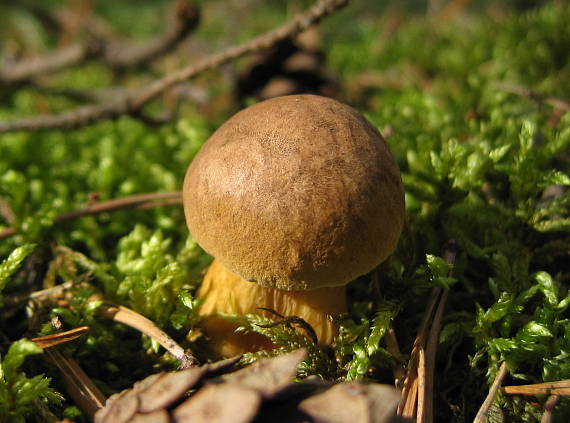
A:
[31,326,89,349]
[473,361,509,423]
[421,287,449,423]
[397,287,441,417]
[399,243,456,422]
[98,302,199,368]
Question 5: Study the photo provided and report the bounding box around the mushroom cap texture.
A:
[183,94,405,291]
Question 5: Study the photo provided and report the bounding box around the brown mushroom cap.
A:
[183,94,404,291]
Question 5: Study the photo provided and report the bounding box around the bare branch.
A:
[102,0,200,71]
[0,191,182,239]
[0,0,349,133]
[0,0,199,86]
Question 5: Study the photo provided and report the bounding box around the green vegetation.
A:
[0,1,568,421]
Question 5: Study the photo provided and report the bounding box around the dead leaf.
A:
[299,382,401,423]
[173,383,261,423]
[221,349,307,398]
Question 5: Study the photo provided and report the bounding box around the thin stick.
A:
[473,361,509,423]
[4,281,74,310]
[98,302,199,368]
[502,380,570,396]
[541,395,560,423]
[0,191,182,239]
[0,0,349,133]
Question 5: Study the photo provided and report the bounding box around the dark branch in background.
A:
[493,81,570,112]
[99,0,200,72]
[0,0,349,133]
[0,191,182,239]
[0,0,200,85]
[0,196,17,224]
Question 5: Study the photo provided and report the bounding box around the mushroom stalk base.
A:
[197,259,347,357]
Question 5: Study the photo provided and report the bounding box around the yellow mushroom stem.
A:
[197,259,347,357]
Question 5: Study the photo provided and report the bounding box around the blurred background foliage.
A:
[0,0,569,422]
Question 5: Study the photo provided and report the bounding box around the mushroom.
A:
[183,94,405,357]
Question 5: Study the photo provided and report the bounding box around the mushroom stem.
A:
[197,259,347,357]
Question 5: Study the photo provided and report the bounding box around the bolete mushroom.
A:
[183,94,404,357]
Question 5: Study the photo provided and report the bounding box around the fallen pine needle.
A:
[44,348,107,418]
[32,326,106,418]
[32,326,90,349]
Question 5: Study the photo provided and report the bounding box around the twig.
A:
[541,395,560,423]
[473,361,509,423]
[102,0,200,71]
[97,302,199,369]
[0,0,200,85]
[502,380,570,396]
[492,81,570,112]
[0,0,349,133]
[4,280,74,308]
[0,191,182,239]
